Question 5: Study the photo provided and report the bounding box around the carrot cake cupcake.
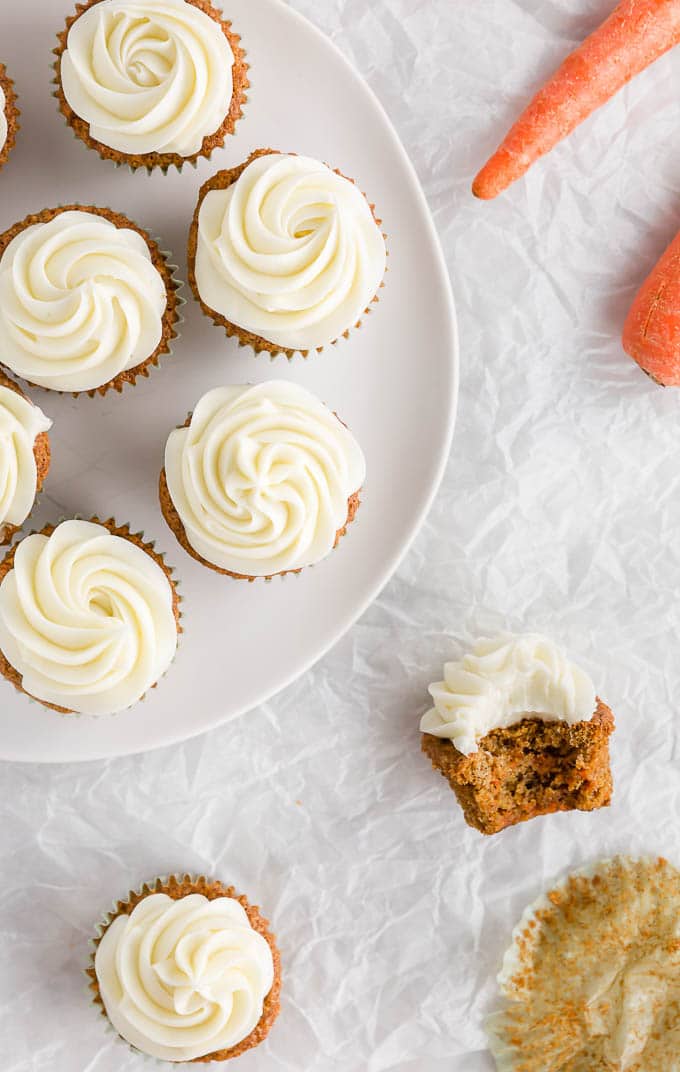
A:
[90,874,281,1062]
[0,518,179,715]
[160,381,365,579]
[54,0,248,171]
[188,149,387,357]
[0,63,19,173]
[486,856,680,1070]
[421,633,614,835]
[0,205,179,396]
[0,374,51,545]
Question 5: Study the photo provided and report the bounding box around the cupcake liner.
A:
[0,204,184,398]
[486,856,680,1071]
[86,874,282,1064]
[0,63,20,173]
[0,515,183,717]
[52,0,249,174]
[187,148,389,360]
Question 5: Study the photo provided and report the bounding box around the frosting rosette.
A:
[0,84,6,155]
[194,152,387,352]
[163,381,366,577]
[0,519,178,715]
[421,633,597,754]
[0,210,167,393]
[60,0,235,158]
[94,891,275,1061]
[0,385,51,534]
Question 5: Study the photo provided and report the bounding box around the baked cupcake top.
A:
[0,209,167,393]
[421,633,597,755]
[0,385,51,532]
[194,152,386,352]
[94,891,275,1061]
[59,0,235,157]
[0,519,178,715]
[164,381,366,577]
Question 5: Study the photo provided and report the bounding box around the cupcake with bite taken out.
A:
[421,633,614,835]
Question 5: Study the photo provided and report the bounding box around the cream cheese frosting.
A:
[0,519,177,715]
[95,892,275,1062]
[164,381,366,576]
[420,633,597,755]
[0,386,51,532]
[60,0,235,157]
[195,152,387,351]
[0,84,7,155]
[0,210,166,393]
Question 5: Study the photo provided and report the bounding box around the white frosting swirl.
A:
[60,0,235,157]
[195,153,387,351]
[164,381,366,576]
[0,386,51,532]
[0,210,166,392]
[95,892,275,1062]
[0,519,177,715]
[0,84,7,155]
[420,633,597,755]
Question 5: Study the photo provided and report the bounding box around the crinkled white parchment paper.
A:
[1,1,680,1070]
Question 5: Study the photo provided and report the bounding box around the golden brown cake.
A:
[89,874,281,1062]
[0,62,19,173]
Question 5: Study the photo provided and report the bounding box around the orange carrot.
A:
[622,229,680,385]
[472,0,680,200]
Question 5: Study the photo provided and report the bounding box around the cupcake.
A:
[0,205,179,396]
[54,0,249,172]
[159,381,366,579]
[0,518,180,715]
[89,874,281,1062]
[421,633,614,835]
[0,373,52,545]
[486,857,680,1070]
[188,149,387,357]
[0,63,19,173]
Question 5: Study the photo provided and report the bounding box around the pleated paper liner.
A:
[0,371,51,546]
[86,873,282,1064]
[159,400,363,581]
[186,148,389,361]
[0,203,184,398]
[485,856,680,1071]
[0,62,20,173]
[0,515,184,716]
[52,0,249,174]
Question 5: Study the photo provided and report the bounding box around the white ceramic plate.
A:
[0,0,457,761]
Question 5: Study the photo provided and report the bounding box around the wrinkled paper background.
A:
[2,1,680,1069]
